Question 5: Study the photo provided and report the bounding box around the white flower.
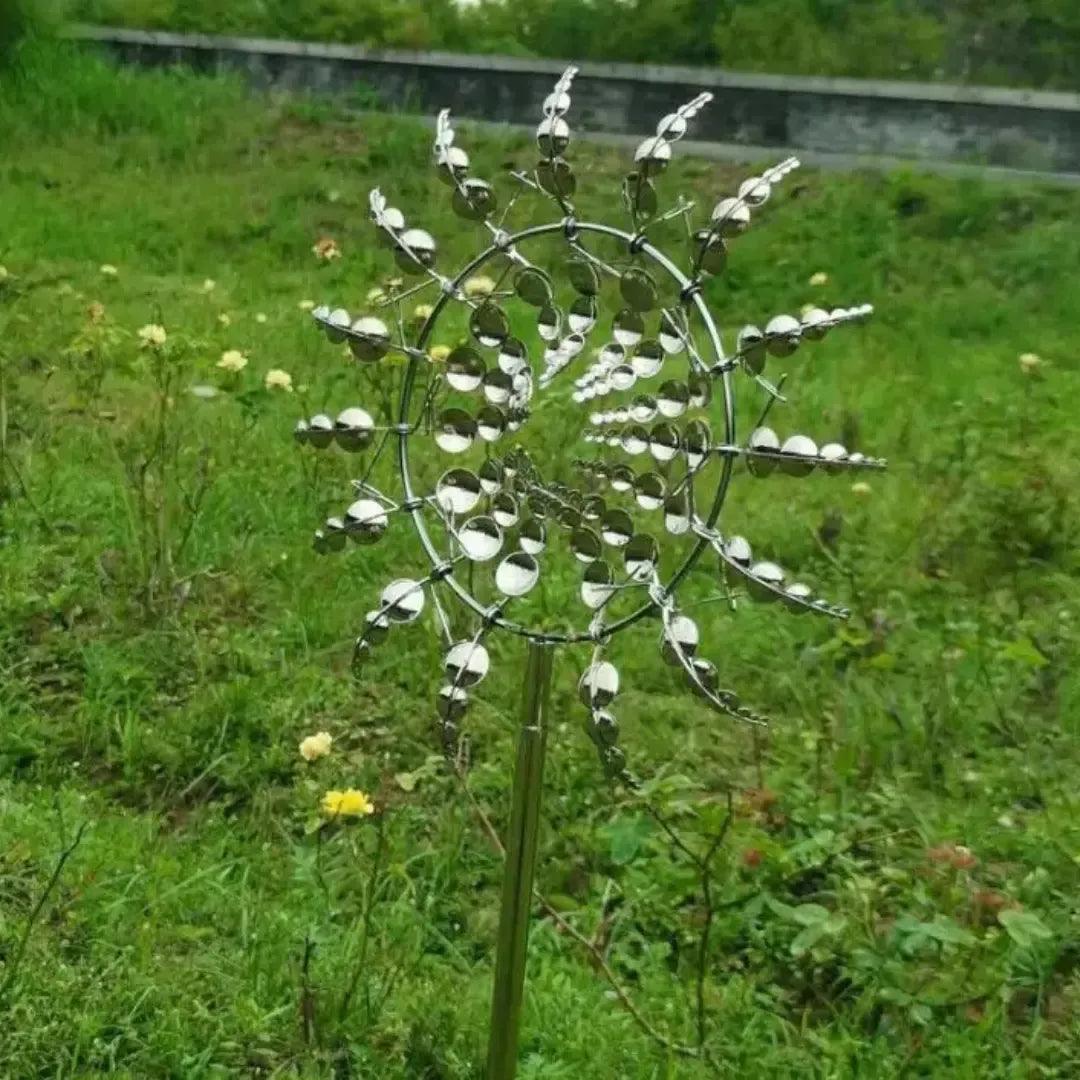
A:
[218,313,231,327]
[217,349,248,373]
[366,286,388,304]
[100,264,119,277]
[299,731,333,762]
[413,303,434,321]
[850,481,872,497]
[1019,352,1043,375]
[265,368,293,392]
[809,271,829,286]
[464,274,496,298]
[202,278,216,293]
[138,324,167,348]
[298,300,316,311]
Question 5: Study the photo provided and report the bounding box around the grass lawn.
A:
[1,42,1080,1079]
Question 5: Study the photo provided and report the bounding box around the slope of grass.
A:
[1,43,1079,1078]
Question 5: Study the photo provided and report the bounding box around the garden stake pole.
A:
[486,640,554,1080]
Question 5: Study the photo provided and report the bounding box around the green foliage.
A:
[2,44,1080,1076]
[65,0,1080,88]
[998,908,1053,951]
[716,0,948,80]
[0,0,65,62]
[0,38,245,148]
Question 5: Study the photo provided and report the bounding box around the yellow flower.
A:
[217,349,248,373]
[464,274,496,298]
[1019,352,1043,375]
[413,303,434,321]
[321,789,375,818]
[313,237,341,262]
[299,731,333,762]
[255,312,268,324]
[100,264,119,278]
[298,300,316,311]
[218,313,232,327]
[138,323,167,348]
[429,344,451,362]
[809,271,829,286]
[850,481,872,497]
[265,368,293,391]
[202,278,216,293]
[366,286,388,305]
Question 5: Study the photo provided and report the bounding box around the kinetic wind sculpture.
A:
[294,68,884,1077]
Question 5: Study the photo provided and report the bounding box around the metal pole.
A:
[486,640,554,1080]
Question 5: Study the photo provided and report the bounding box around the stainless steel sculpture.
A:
[295,68,884,1078]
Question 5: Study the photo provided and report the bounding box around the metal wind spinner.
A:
[295,69,886,1076]
[294,68,885,781]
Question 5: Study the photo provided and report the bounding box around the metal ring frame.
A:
[399,217,735,645]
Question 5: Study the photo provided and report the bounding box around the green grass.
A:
[2,43,1080,1078]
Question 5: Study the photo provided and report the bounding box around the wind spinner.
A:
[294,68,884,1078]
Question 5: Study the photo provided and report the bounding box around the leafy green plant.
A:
[64,0,1080,89]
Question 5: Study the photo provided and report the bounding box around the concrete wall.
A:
[70,26,1080,179]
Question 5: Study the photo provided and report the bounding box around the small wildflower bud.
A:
[137,324,167,348]
[951,845,978,870]
[850,481,872,497]
[265,368,293,392]
[298,300,316,311]
[429,344,451,362]
[202,278,216,293]
[464,274,496,298]
[741,847,764,869]
[321,789,375,817]
[313,237,341,262]
[217,349,248,373]
[255,312,268,324]
[1018,352,1042,375]
[299,731,333,761]
[809,271,829,286]
[413,303,434,322]
[100,264,119,278]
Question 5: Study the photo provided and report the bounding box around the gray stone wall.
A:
[70,26,1080,178]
